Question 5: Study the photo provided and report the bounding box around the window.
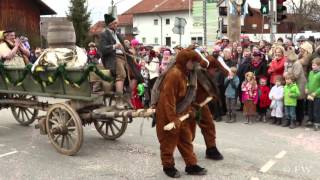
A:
[166,19,170,25]
[154,19,158,25]
[191,37,197,44]
[198,37,203,46]
[142,37,146,43]
[219,7,227,16]
[154,37,159,44]
[191,37,203,46]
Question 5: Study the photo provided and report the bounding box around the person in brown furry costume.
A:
[191,55,229,160]
[155,48,207,178]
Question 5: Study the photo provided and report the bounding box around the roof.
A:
[89,21,105,36]
[36,0,56,15]
[89,14,133,36]
[118,14,133,26]
[124,0,189,15]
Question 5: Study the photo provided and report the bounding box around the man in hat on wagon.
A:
[99,14,143,109]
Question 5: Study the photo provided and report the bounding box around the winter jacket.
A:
[284,60,307,99]
[306,70,320,98]
[258,85,271,108]
[145,57,160,79]
[241,81,258,104]
[224,76,240,98]
[269,85,284,118]
[249,60,268,81]
[237,58,252,83]
[224,58,237,68]
[268,56,286,84]
[284,83,300,106]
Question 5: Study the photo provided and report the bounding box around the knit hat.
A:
[88,42,96,47]
[297,36,306,42]
[301,42,313,54]
[131,39,139,47]
[104,14,116,25]
[286,50,298,62]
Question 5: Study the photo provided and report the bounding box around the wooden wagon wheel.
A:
[94,95,128,140]
[46,103,83,156]
[11,95,39,126]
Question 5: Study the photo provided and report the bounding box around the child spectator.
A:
[139,60,150,107]
[87,42,100,64]
[224,67,240,123]
[257,77,271,122]
[305,58,320,131]
[269,76,284,125]
[241,72,258,124]
[283,73,300,129]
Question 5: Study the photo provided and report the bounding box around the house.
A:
[122,0,198,47]
[216,0,298,41]
[0,0,56,46]
[89,14,134,43]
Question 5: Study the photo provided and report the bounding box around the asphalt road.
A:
[0,101,320,180]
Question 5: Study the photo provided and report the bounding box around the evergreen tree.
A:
[67,0,91,47]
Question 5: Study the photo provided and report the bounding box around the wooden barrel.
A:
[47,21,76,48]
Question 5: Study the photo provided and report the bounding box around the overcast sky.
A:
[42,0,141,23]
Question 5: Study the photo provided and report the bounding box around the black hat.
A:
[104,14,116,25]
[3,30,14,34]
[252,51,262,57]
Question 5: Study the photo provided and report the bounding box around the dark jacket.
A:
[224,58,237,68]
[99,29,144,83]
[249,60,268,81]
[99,29,124,75]
[237,57,252,83]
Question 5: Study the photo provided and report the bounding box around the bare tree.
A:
[287,0,320,32]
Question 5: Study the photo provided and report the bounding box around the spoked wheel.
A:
[46,103,83,156]
[11,95,39,126]
[95,95,128,140]
[94,117,128,140]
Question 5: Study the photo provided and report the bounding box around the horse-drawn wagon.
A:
[0,63,155,155]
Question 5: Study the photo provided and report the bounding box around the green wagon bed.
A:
[0,66,101,101]
[0,64,155,156]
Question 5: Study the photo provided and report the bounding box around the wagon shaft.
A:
[0,98,49,111]
[95,108,155,119]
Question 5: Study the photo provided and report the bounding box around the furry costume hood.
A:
[175,48,202,73]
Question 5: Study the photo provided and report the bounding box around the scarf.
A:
[251,60,261,68]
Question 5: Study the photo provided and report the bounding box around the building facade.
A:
[0,0,55,46]
[133,11,193,47]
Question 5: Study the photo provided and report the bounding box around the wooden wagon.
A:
[0,64,154,155]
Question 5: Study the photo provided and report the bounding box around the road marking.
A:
[0,126,11,129]
[0,150,18,158]
[296,133,304,139]
[259,159,277,173]
[275,150,287,159]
